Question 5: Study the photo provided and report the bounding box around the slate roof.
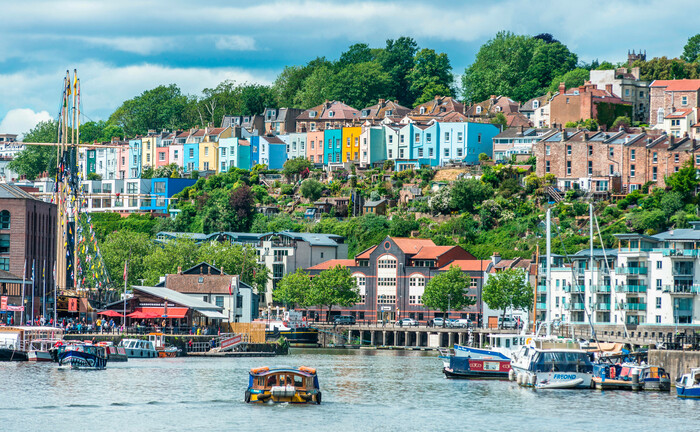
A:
[520,96,549,111]
[0,183,40,200]
[133,285,225,313]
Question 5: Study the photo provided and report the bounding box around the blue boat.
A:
[57,343,107,370]
[676,368,700,398]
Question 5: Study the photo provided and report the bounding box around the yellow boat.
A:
[245,366,321,404]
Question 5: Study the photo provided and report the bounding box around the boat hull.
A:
[677,386,700,398]
[247,388,320,404]
[58,352,107,370]
[444,357,511,380]
[0,348,27,361]
[512,367,593,389]
[123,347,158,358]
[453,345,510,360]
[27,350,53,362]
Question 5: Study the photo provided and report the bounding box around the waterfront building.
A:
[383,124,400,167]
[303,236,485,324]
[465,95,520,124]
[306,130,325,166]
[198,127,232,173]
[0,184,56,318]
[183,130,200,174]
[157,262,258,323]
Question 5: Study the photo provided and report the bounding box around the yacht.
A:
[510,339,593,389]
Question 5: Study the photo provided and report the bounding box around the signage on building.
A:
[68,298,78,312]
[220,334,243,350]
[381,306,391,311]
[7,305,23,311]
[0,296,6,310]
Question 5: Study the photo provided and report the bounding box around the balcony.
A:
[615,285,647,293]
[563,285,585,293]
[663,285,700,295]
[592,285,611,293]
[595,303,611,311]
[536,302,547,310]
[567,302,586,311]
[672,268,694,277]
[615,267,648,275]
[617,303,647,311]
[537,284,547,293]
[662,249,700,258]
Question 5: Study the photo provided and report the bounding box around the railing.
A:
[663,285,700,294]
[672,268,694,277]
[536,302,547,310]
[595,303,611,311]
[616,285,647,293]
[537,285,547,293]
[615,267,648,275]
[564,285,585,293]
[663,249,700,257]
[617,303,647,311]
[567,302,585,311]
[593,285,611,293]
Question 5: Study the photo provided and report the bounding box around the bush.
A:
[280,184,295,195]
[300,178,324,201]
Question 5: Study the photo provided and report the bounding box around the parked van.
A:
[333,315,356,325]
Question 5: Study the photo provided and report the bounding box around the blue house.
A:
[437,122,499,166]
[249,135,260,167]
[128,138,142,178]
[219,137,252,172]
[324,129,342,166]
[183,142,199,173]
[141,178,197,213]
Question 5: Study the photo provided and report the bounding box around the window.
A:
[0,258,8,271]
[588,161,593,176]
[567,145,571,155]
[420,107,426,114]
[418,148,423,158]
[630,164,635,177]
[0,210,10,229]
[656,298,662,309]
[655,260,662,269]
[478,133,482,143]
[609,164,614,175]
[328,110,335,118]
[400,135,404,144]
[546,145,550,155]
[388,136,393,144]
[567,161,571,176]
[221,148,227,157]
[656,315,661,323]
[653,167,658,181]
[657,108,664,124]
[154,182,165,193]
[221,162,226,171]
[533,100,539,109]
[444,132,450,142]
[378,255,397,269]
[159,152,165,161]
[415,133,420,143]
[399,149,405,158]
[428,148,434,157]
[0,234,9,254]
[566,97,570,104]
[656,279,662,290]
[444,148,450,157]
[609,147,614,157]
[588,145,593,156]
[388,149,393,158]
[476,106,482,114]
[426,133,431,143]
[327,139,332,149]
[457,132,463,142]
[675,153,679,163]
[653,152,657,163]
[457,148,463,157]
[346,138,350,147]
[682,96,688,106]
[630,149,635,161]
[545,161,550,173]
[216,296,224,307]
[189,148,194,158]
[625,89,630,97]
[310,140,315,150]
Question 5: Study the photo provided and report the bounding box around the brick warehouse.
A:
[304,236,491,325]
[0,184,56,319]
[534,128,699,194]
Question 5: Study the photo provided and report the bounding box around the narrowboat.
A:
[245,366,321,404]
[443,356,511,380]
[676,368,700,398]
[118,338,158,358]
[592,363,670,391]
[510,340,594,389]
[96,341,128,362]
[57,343,107,370]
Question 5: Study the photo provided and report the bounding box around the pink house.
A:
[306,130,325,165]
[115,141,129,180]
[156,132,173,168]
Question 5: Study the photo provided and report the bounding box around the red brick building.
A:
[549,81,631,128]
[0,184,56,318]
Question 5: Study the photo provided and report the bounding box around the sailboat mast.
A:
[546,208,551,332]
[589,203,594,321]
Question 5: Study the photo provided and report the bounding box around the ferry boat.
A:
[118,338,158,358]
[245,366,321,404]
[510,340,594,389]
[443,356,511,380]
[676,368,700,398]
[27,339,62,362]
[0,326,64,361]
[96,341,128,362]
[57,343,107,370]
[261,310,319,347]
[148,333,179,357]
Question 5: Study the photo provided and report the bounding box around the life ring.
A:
[525,338,532,345]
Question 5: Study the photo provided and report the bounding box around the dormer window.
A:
[476,106,482,114]
[328,110,335,118]
[386,110,392,116]
[420,107,426,114]
[533,100,539,109]
[309,110,317,118]
[362,110,370,117]
[495,106,502,112]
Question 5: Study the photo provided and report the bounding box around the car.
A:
[449,318,471,328]
[332,315,356,325]
[498,316,518,329]
[397,318,418,327]
[430,317,447,327]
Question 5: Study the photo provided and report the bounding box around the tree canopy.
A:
[421,266,474,320]
[9,120,59,179]
[482,268,533,323]
[308,265,359,320]
[681,34,700,63]
[273,268,311,308]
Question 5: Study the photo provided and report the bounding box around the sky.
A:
[1,0,699,138]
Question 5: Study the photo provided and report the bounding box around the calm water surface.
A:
[2,348,696,431]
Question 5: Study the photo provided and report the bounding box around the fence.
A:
[224,322,266,344]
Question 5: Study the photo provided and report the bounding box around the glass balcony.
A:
[617,303,647,311]
[536,302,547,310]
[672,268,694,277]
[615,267,648,275]
[567,302,585,311]
[537,285,547,293]
[663,249,700,257]
[663,285,700,295]
[615,285,647,293]
[563,285,585,293]
[592,285,611,293]
[595,303,611,311]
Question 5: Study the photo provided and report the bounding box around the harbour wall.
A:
[648,350,700,382]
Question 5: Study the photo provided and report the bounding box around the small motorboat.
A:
[676,368,700,398]
[592,363,670,391]
[245,366,321,404]
[96,341,128,362]
[148,333,179,358]
[510,340,593,389]
[27,339,62,362]
[57,343,107,370]
[118,338,158,358]
[443,356,511,380]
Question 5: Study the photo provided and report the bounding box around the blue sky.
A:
[1,0,698,137]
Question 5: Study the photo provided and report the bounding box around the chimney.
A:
[518,125,524,135]
[491,252,501,267]
[561,130,568,141]
[208,266,211,275]
[177,266,182,275]
[378,98,385,106]
[605,84,613,95]
[583,132,588,141]
[558,82,566,94]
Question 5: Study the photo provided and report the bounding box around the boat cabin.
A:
[246,366,321,404]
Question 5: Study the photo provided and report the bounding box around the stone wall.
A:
[648,349,700,383]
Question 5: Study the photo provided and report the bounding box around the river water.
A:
[2,348,696,431]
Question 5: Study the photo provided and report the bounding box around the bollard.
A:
[632,368,640,391]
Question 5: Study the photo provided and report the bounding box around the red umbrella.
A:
[98,310,124,317]
[127,311,160,319]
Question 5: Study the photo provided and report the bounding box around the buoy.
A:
[529,374,536,386]
[509,369,515,381]
[516,373,523,385]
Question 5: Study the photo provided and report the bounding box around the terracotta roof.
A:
[411,246,457,260]
[165,273,235,294]
[650,79,700,91]
[360,99,411,121]
[356,246,377,259]
[296,101,360,122]
[191,129,205,137]
[665,109,694,119]
[208,128,225,135]
[307,259,356,270]
[409,96,465,117]
[438,260,490,272]
[392,238,437,254]
[507,112,533,128]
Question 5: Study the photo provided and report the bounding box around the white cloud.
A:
[0,108,53,138]
[81,37,179,55]
[215,35,257,51]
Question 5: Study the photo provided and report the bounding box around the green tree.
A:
[482,268,533,324]
[666,160,699,199]
[491,112,507,129]
[389,214,418,237]
[273,268,311,308]
[407,48,454,104]
[79,120,124,143]
[100,230,154,290]
[196,243,268,291]
[337,43,375,67]
[109,84,194,136]
[421,266,474,325]
[548,68,590,93]
[450,178,494,212]
[330,61,392,109]
[308,265,359,321]
[611,116,632,130]
[282,157,312,180]
[9,120,59,179]
[86,172,102,181]
[300,178,324,201]
[377,36,419,106]
[681,34,700,63]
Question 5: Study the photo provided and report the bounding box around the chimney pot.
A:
[605,84,613,95]
[177,266,182,274]
[491,252,501,266]
[559,82,566,94]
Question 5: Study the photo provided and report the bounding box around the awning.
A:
[197,309,228,319]
[139,307,188,319]
[98,310,124,317]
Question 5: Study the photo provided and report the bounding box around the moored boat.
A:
[510,340,593,389]
[0,326,63,362]
[676,368,700,398]
[260,310,319,347]
[118,338,158,358]
[443,356,511,380]
[148,333,180,357]
[57,343,107,370]
[245,366,321,404]
[96,341,128,362]
[592,363,670,391]
[27,339,62,362]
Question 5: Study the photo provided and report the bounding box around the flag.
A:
[228,280,232,296]
[123,261,128,281]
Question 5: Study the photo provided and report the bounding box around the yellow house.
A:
[199,126,232,172]
[140,134,159,170]
[341,126,361,163]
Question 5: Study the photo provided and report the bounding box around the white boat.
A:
[454,333,533,361]
[676,368,700,398]
[27,339,62,362]
[0,326,64,361]
[118,338,158,358]
[510,340,593,389]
